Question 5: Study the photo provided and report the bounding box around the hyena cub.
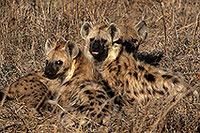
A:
[81,22,191,105]
[1,71,52,112]
[117,21,148,54]
[44,41,118,127]
[1,41,69,112]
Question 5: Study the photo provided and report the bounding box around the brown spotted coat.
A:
[2,72,53,112]
[81,22,190,105]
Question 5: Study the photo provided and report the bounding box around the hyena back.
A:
[1,71,53,112]
[44,41,118,127]
[81,22,191,104]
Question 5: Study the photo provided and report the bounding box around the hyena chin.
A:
[81,22,191,105]
[44,41,119,127]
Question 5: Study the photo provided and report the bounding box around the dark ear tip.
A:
[83,21,89,24]
[137,21,148,31]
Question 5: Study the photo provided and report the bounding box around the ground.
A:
[0,0,199,132]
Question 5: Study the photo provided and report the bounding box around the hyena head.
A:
[120,21,148,53]
[44,40,79,79]
[81,22,121,63]
[81,21,148,64]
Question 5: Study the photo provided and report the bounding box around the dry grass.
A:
[0,0,199,132]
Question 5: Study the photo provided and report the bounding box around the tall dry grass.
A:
[0,0,199,132]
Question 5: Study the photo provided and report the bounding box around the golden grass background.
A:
[0,0,199,132]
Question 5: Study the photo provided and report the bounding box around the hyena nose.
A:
[44,64,57,79]
[44,69,52,76]
[92,44,100,52]
[91,41,101,52]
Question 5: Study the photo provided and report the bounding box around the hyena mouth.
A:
[89,44,108,62]
[91,51,99,55]
[90,42,101,55]
[44,69,58,79]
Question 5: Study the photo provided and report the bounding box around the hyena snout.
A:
[44,63,58,79]
[89,39,108,62]
[90,40,102,55]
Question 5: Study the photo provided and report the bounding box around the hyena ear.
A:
[45,39,55,55]
[80,22,93,40]
[135,21,148,42]
[65,41,80,59]
[107,23,121,42]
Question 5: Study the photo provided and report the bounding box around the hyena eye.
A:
[90,38,95,42]
[101,39,107,43]
[55,60,63,65]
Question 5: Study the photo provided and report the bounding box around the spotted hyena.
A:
[81,21,191,105]
[0,41,72,112]
[44,40,119,128]
[117,21,148,54]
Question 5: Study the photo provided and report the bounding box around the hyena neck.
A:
[101,50,136,83]
[98,43,123,72]
[72,51,99,81]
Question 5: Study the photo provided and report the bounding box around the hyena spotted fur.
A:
[44,40,119,127]
[1,71,53,112]
[81,22,191,105]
